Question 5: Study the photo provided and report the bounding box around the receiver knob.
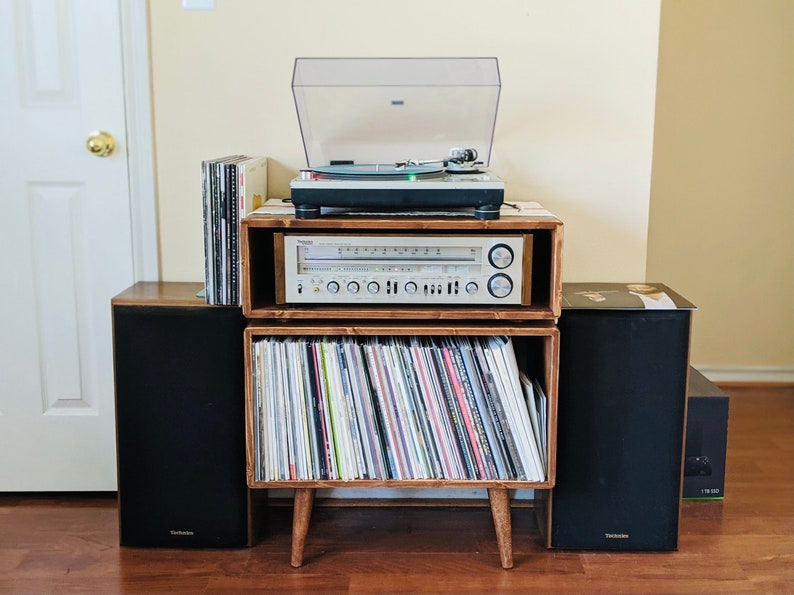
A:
[326,281,340,294]
[367,281,380,294]
[347,281,360,294]
[488,274,513,298]
[466,282,478,295]
[488,244,514,269]
[404,281,417,294]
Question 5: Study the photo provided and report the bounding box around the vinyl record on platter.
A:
[312,163,444,178]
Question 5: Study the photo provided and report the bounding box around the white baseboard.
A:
[694,366,794,384]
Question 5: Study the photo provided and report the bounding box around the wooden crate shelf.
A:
[244,319,559,568]
[240,209,562,569]
[241,212,563,320]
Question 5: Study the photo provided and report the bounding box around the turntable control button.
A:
[326,281,340,294]
[367,281,380,294]
[405,281,417,294]
[347,281,360,294]
[466,282,478,295]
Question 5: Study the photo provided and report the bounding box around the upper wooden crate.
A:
[241,208,563,321]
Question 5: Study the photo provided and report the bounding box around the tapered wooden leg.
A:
[291,488,315,567]
[488,487,513,569]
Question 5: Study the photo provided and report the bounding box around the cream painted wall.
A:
[649,0,794,381]
[148,0,661,284]
[147,1,793,379]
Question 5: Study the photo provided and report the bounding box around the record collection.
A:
[251,334,548,482]
[200,155,267,305]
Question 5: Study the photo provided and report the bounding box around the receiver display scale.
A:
[276,233,531,305]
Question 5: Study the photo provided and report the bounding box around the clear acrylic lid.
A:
[292,57,501,168]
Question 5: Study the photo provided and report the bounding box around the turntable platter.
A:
[311,163,444,178]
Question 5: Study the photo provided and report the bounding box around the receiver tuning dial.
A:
[488,244,514,269]
[347,281,360,294]
[488,273,513,298]
[326,281,340,294]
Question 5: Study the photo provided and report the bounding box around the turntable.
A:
[289,57,505,220]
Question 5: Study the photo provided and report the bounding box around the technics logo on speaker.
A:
[605,533,630,539]
[170,530,195,536]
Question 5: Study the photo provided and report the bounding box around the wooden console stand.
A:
[241,209,563,568]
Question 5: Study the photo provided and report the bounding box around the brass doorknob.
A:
[86,130,115,157]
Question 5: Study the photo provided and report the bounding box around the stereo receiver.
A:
[275,233,532,305]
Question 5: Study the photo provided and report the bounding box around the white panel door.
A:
[0,0,135,490]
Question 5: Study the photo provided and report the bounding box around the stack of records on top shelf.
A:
[201,155,267,305]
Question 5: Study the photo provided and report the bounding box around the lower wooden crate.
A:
[243,321,559,568]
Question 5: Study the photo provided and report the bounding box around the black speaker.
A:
[112,282,251,547]
[542,283,694,550]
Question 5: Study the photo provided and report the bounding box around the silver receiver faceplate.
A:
[281,234,524,305]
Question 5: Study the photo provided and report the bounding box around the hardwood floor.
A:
[1,386,791,594]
